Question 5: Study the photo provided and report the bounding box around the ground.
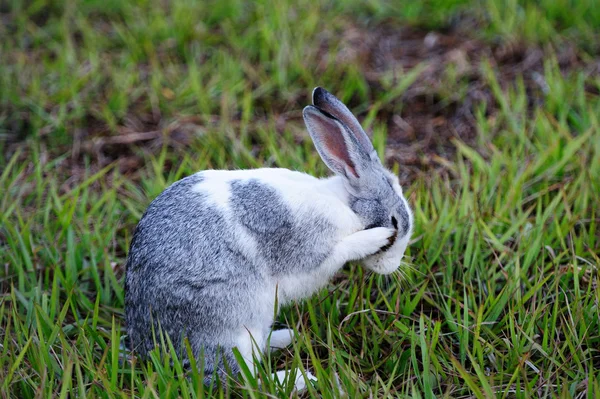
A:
[1,0,599,398]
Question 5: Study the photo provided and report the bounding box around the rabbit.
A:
[124,87,413,390]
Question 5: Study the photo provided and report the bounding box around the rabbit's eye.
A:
[391,216,398,229]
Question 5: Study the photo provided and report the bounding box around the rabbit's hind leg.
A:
[236,327,316,391]
[269,329,317,391]
[273,369,318,391]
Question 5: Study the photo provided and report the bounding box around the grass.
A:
[1,0,599,397]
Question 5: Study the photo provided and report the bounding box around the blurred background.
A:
[1,0,599,397]
[2,0,598,183]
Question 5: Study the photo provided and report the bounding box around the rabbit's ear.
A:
[303,105,367,180]
[311,87,374,154]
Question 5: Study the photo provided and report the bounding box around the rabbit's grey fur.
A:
[229,179,335,274]
[125,87,413,387]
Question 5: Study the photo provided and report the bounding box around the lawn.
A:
[1,0,599,397]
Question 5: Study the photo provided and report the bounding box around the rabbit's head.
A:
[303,87,413,274]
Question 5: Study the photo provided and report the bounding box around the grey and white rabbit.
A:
[125,87,413,389]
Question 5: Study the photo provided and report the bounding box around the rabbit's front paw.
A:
[338,227,396,261]
[269,328,294,349]
[361,227,396,255]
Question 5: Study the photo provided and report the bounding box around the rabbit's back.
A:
[125,173,263,357]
